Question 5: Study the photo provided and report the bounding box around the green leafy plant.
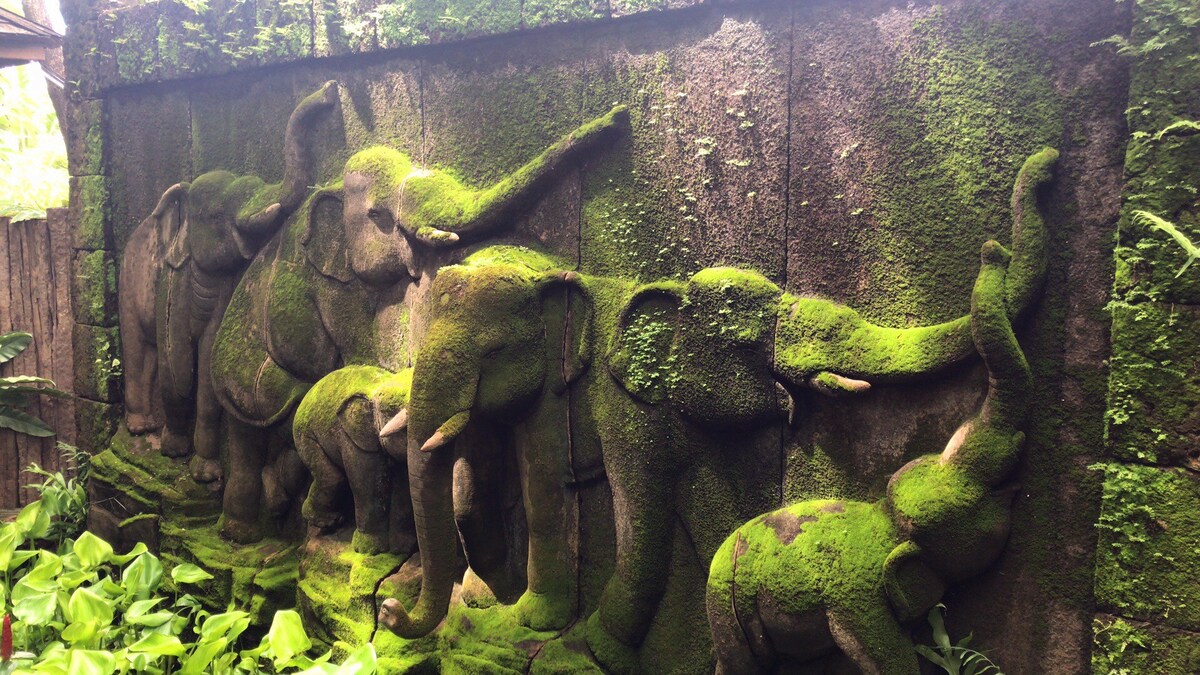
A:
[915,604,1004,675]
[1133,211,1200,278]
[24,444,90,549]
[0,333,70,438]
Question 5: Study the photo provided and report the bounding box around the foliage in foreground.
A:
[0,474,378,674]
[915,604,1004,675]
[0,333,70,438]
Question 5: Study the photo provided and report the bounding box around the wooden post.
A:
[0,209,76,508]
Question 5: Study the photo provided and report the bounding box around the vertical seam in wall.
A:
[777,7,796,507]
[418,64,428,164]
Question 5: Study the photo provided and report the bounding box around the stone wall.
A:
[61,0,1148,671]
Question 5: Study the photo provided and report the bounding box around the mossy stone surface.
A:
[70,175,110,251]
[1092,615,1200,675]
[1106,302,1200,469]
[1094,463,1200,632]
[72,250,118,327]
[71,323,121,402]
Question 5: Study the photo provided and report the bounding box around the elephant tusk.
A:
[379,408,408,438]
[808,371,872,397]
[420,410,470,452]
[415,226,461,247]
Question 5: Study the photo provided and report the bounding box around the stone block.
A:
[72,250,118,327]
[69,175,110,251]
[72,323,121,403]
[1094,463,1200,632]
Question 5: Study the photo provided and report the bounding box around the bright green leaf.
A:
[266,609,311,667]
[66,648,117,675]
[73,532,114,569]
[129,632,186,656]
[170,563,213,585]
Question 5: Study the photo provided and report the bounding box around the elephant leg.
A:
[220,416,269,543]
[388,459,416,555]
[341,432,392,554]
[189,316,224,483]
[588,462,678,674]
[511,395,576,631]
[263,429,306,519]
[827,605,920,675]
[454,424,521,604]
[123,318,160,434]
[299,430,348,533]
[158,268,196,459]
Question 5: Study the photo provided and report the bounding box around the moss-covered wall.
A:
[62,0,1140,671]
[1091,1,1200,671]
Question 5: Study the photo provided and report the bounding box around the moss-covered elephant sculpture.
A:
[206,106,630,543]
[705,239,1031,674]
[583,147,1057,673]
[131,80,338,479]
[376,247,591,638]
[293,365,416,555]
[373,148,1056,663]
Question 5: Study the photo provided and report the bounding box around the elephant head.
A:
[377,246,589,638]
[158,80,340,276]
[609,147,1058,423]
[332,105,630,287]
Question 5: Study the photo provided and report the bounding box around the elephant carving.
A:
[377,247,591,638]
[373,148,1057,675]
[705,239,1031,674]
[205,105,630,543]
[119,80,338,477]
[293,365,416,555]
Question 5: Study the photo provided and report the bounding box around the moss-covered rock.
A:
[1093,614,1200,675]
[70,175,110,251]
[72,250,118,327]
[1093,463,1200,632]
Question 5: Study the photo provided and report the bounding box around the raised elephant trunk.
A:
[280,81,340,213]
[379,344,479,638]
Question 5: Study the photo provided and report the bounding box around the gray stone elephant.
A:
[117,80,339,475]
[293,365,415,555]
[374,148,1057,675]
[206,104,631,543]
[705,239,1031,674]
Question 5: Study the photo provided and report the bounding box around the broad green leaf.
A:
[65,648,117,675]
[56,569,98,592]
[0,375,55,387]
[60,619,100,645]
[109,542,149,565]
[126,610,175,628]
[129,632,186,656]
[125,598,164,620]
[121,553,164,599]
[0,333,32,363]
[73,532,114,569]
[15,501,49,539]
[334,643,377,675]
[67,587,114,626]
[170,563,213,585]
[266,609,311,667]
[0,523,25,571]
[200,611,250,643]
[13,590,57,624]
[0,406,54,437]
[181,636,228,675]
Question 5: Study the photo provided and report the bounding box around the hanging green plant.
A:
[0,332,70,438]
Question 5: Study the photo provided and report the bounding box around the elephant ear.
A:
[155,183,190,270]
[302,187,354,283]
[607,282,684,404]
[339,394,382,454]
[539,272,592,396]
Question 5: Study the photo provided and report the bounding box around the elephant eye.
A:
[367,208,382,220]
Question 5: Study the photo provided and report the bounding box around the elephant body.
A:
[706,241,1031,674]
[294,365,416,555]
[204,105,631,544]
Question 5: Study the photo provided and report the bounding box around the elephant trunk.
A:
[280,81,339,212]
[378,346,478,638]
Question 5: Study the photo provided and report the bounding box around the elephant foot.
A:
[514,588,573,631]
[351,530,388,555]
[220,515,263,544]
[302,501,345,534]
[262,462,290,518]
[460,568,497,610]
[126,413,160,435]
[161,430,193,458]
[190,456,224,484]
[586,612,638,674]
